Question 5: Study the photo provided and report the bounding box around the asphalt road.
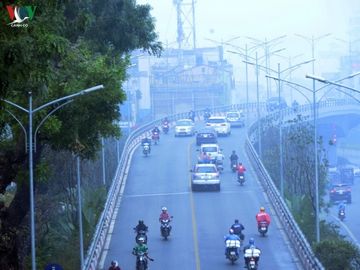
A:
[100,123,301,270]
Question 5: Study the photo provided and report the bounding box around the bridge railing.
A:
[85,98,359,270]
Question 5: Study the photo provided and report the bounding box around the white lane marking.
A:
[124,188,263,198]
[125,191,190,198]
[331,214,360,247]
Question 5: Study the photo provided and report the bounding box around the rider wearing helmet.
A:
[256,207,271,228]
[159,207,171,222]
[230,219,245,241]
[230,150,239,162]
[236,162,246,174]
[132,237,152,268]
[152,126,160,134]
[108,260,122,270]
[134,220,148,233]
[224,228,241,257]
[243,238,261,266]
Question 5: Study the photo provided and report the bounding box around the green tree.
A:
[0,0,161,268]
[314,239,360,270]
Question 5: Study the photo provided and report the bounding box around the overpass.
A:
[84,98,360,270]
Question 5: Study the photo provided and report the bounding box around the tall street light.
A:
[1,85,104,270]
[228,47,285,128]
[244,57,314,179]
[267,72,360,243]
[246,35,287,98]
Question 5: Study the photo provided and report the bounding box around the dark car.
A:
[266,97,287,112]
[196,128,217,146]
[329,184,352,204]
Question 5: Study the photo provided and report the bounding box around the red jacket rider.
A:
[255,207,271,226]
[236,163,246,174]
[159,206,171,222]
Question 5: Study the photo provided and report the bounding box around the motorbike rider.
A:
[162,117,169,125]
[224,229,241,257]
[108,260,122,270]
[159,206,172,231]
[132,238,153,268]
[338,201,346,215]
[236,162,246,178]
[204,108,211,120]
[189,110,195,121]
[230,150,239,168]
[152,126,160,134]
[230,219,245,241]
[141,137,152,152]
[243,238,261,266]
[255,207,271,229]
[134,220,148,233]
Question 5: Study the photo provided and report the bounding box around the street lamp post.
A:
[245,58,314,196]
[1,85,104,270]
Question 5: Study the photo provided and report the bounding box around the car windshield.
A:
[227,113,239,118]
[196,166,216,173]
[202,147,218,152]
[207,118,225,123]
[177,121,192,126]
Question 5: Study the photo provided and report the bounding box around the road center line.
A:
[188,141,201,270]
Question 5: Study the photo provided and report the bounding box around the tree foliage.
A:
[314,239,360,270]
[0,0,162,268]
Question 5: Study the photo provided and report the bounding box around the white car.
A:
[206,116,231,136]
[225,111,245,127]
[199,143,223,162]
[174,119,195,136]
[191,163,220,191]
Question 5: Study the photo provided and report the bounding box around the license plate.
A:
[261,227,266,231]
[230,251,236,255]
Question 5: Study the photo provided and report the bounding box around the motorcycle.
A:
[258,221,268,236]
[237,173,245,185]
[152,131,160,145]
[135,252,148,270]
[142,143,150,157]
[134,229,148,244]
[225,238,241,264]
[231,160,238,172]
[246,257,258,269]
[338,209,345,221]
[226,247,239,264]
[214,157,224,173]
[162,123,169,134]
[244,248,260,269]
[160,219,172,240]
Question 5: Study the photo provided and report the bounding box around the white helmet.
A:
[162,206,167,211]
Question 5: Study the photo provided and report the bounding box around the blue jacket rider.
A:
[224,229,240,256]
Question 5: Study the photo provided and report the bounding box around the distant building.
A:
[128,46,234,121]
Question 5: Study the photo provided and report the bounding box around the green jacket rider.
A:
[133,242,148,255]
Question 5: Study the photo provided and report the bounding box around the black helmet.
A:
[234,219,239,223]
[232,150,236,154]
[139,220,144,224]
[111,260,118,267]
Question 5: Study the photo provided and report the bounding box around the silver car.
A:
[174,119,195,136]
[191,163,220,191]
